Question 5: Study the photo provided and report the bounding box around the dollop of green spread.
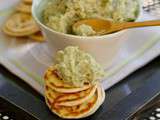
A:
[73,24,96,36]
[54,46,105,87]
[43,0,139,36]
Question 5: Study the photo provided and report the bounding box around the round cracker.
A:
[45,85,102,119]
[16,2,31,13]
[49,84,97,107]
[46,79,91,94]
[4,13,39,37]
[29,31,45,42]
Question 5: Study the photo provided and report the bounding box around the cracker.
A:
[3,13,39,37]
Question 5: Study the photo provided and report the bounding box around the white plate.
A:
[0,0,160,95]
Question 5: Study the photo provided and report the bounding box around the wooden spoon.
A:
[73,19,160,35]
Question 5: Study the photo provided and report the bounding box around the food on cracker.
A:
[54,46,105,87]
[44,46,105,119]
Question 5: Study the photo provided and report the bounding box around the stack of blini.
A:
[44,66,105,119]
[2,0,44,42]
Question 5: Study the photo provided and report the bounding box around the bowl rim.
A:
[32,0,141,40]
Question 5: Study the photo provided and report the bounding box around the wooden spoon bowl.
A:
[73,19,160,35]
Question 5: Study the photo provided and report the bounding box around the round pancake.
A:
[16,2,31,13]
[55,85,97,106]
[44,66,91,93]
[29,31,45,42]
[3,13,39,37]
[45,85,102,119]
[45,83,97,107]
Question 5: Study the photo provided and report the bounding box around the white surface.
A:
[0,0,160,95]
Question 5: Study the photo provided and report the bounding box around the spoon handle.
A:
[123,20,160,29]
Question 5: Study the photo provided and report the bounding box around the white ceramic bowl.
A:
[32,0,141,68]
